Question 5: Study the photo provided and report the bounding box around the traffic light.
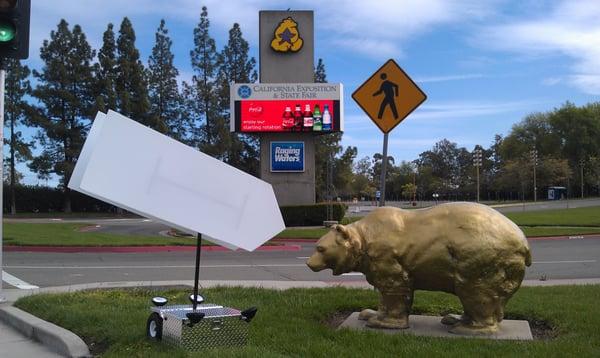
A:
[0,0,30,59]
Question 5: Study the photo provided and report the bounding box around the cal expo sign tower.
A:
[231,11,343,205]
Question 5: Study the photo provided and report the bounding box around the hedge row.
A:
[280,203,347,227]
[4,185,348,227]
[3,184,115,213]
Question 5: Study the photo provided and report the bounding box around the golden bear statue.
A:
[307,202,531,334]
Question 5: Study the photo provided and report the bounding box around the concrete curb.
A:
[0,306,91,358]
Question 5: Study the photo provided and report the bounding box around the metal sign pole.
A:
[192,233,202,311]
[0,64,6,302]
[379,133,389,207]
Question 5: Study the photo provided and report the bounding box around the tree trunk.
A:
[64,186,72,213]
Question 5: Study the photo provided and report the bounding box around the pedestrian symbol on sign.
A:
[373,73,399,120]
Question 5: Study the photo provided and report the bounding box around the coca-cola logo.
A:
[248,104,263,117]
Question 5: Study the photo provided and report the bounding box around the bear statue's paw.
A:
[440,313,463,325]
[366,315,409,329]
[448,322,499,336]
[358,309,378,321]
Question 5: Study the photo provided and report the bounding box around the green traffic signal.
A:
[0,21,16,43]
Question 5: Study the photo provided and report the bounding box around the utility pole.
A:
[473,147,482,202]
[530,149,538,202]
[0,60,5,302]
[580,158,585,199]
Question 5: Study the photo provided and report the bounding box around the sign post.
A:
[352,59,427,207]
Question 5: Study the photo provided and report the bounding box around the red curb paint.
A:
[270,238,318,243]
[3,244,301,253]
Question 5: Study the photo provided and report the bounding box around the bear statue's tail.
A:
[525,247,532,267]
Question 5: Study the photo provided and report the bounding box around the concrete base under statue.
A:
[338,313,533,340]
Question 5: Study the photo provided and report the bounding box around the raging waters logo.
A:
[270,17,303,53]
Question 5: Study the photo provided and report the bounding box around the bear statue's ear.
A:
[333,224,350,241]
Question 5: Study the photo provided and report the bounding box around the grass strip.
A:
[14,286,600,357]
[2,223,206,246]
[505,206,600,227]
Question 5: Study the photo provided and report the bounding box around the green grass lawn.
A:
[4,205,600,246]
[521,226,600,237]
[14,285,600,357]
[274,228,328,239]
[2,223,205,246]
[505,206,600,227]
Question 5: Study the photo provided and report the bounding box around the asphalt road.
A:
[7,198,600,237]
[3,237,599,289]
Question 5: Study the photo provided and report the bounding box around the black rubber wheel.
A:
[146,312,163,340]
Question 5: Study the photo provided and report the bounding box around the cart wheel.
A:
[146,313,163,340]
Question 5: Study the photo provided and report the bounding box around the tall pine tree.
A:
[115,17,151,127]
[147,19,181,137]
[29,20,96,212]
[215,23,259,174]
[95,23,118,112]
[313,58,343,201]
[185,6,219,152]
[4,59,33,214]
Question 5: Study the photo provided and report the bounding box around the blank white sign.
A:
[68,110,285,251]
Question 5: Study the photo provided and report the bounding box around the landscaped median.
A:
[1,223,300,251]
[12,285,600,357]
[3,205,600,248]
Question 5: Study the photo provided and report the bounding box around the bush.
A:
[280,203,346,227]
[3,184,116,213]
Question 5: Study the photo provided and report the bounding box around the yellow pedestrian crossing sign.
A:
[352,59,427,134]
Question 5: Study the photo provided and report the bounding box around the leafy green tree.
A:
[351,156,376,199]
[313,58,344,201]
[499,112,561,161]
[401,183,417,200]
[4,58,33,214]
[333,146,357,197]
[29,20,96,212]
[185,6,219,150]
[417,139,457,191]
[95,23,118,112]
[147,19,182,137]
[115,17,151,127]
[215,23,258,174]
[588,156,600,195]
[371,152,395,195]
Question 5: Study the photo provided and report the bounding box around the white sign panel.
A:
[69,110,285,251]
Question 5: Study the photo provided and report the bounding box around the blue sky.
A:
[14,0,600,185]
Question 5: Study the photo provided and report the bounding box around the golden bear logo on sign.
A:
[270,17,303,53]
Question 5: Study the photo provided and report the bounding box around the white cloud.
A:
[26,0,499,66]
[474,0,600,94]
[541,77,562,86]
[415,73,484,83]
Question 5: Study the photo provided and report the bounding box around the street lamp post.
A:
[473,148,482,202]
[530,149,538,202]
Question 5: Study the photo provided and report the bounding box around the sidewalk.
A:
[0,310,62,358]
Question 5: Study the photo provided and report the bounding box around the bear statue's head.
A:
[306,224,360,276]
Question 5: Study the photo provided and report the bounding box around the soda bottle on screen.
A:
[293,104,303,132]
[303,104,314,132]
[282,106,294,130]
[322,104,332,131]
[313,104,322,131]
